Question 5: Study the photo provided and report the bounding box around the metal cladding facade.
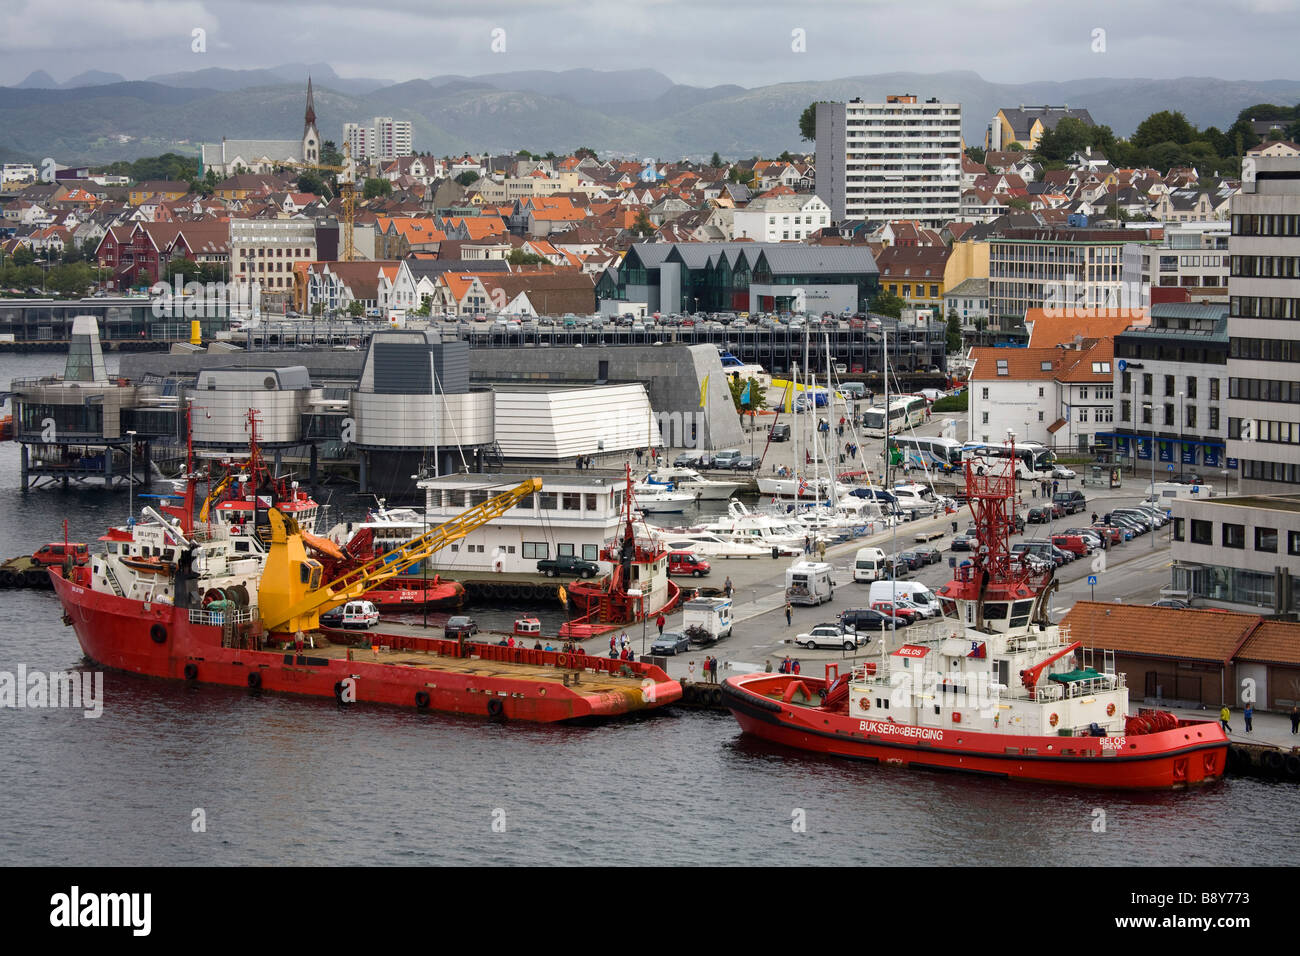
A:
[189,366,316,446]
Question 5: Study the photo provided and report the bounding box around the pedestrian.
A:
[711,656,719,682]
[636,447,644,465]
[620,631,628,650]
[803,535,811,555]
[724,576,733,599]
[1052,479,1059,495]
[1219,705,1232,733]
[817,540,826,563]
[702,656,711,682]
[791,659,801,675]
[785,601,793,626]
[576,455,583,470]
[688,660,696,681]
[1091,512,1098,525]
[1291,705,1299,734]
[1031,484,1037,498]
[656,613,665,637]
[1244,702,1253,733]
[765,659,773,673]
[609,635,616,654]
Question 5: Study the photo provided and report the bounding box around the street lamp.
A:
[126,430,137,523]
[1142,403,1155,549]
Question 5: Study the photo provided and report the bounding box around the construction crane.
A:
[277,141,360,261]
[259,477,542,635]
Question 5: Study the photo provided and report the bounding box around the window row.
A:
[1229,378,1300,404]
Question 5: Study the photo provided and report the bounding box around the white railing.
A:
[188,605,259,627]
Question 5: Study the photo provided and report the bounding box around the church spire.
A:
[304,76,316,131]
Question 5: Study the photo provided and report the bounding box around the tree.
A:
[311,301,324,316]
[964,146,986,165]
[14,244,35,267]
[164,257,199,283]
[945,309,962,352]
[869,288,905,318]
[506,249,547,265]
[1132,111,1196,150]
[630,211,655,238]
[412,295,432,316]
[574,146,597,161]
[347,300,364,318]
[710,151,723,168]
[1004,142,1025,152]
[1007,197,1032,211]
[455,170,480,187]
[363,177,393,199]
[778,150,793,163]
[1035,116,1093,162]
[728,375,766,414]
[799,102,828,142]
[321,140,344,168]
[297,171,329,197]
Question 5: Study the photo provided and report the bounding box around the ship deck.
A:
[302,636,650,693]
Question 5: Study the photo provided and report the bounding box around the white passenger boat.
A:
[648,529,778,559]
[701,499,807,551]
[644,467,740,500]
[634,489,694,514]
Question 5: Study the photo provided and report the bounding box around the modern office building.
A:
[1226,154,1300,487]
[1101,302,1229,472]
[1168,494,1300,617]
[989,227,1162,329]
[1121,221,1229,307]
[814,95,962,227]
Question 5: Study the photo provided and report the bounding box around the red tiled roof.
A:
[1237,621,1300,666]
[1060,602,1263,664]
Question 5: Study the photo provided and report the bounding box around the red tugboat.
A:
[560,466,680,638]
[722,439,1228,789]
[52,477,680,722]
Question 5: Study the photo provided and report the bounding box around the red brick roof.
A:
[969,346,1067,381]
[1237,621,1300,666]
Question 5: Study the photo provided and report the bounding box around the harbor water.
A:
[2,353,1297,866]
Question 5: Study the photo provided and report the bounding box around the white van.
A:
[1142,482,1215,508]
[868,580,941,617]
[853,547,887,583]
[785,561,835,606]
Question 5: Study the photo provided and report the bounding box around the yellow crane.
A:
[277,141,360,261]
[258,477,542,635]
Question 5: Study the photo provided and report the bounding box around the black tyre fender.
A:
[150,623,167,644]
[487,696,505,718]
[415,691,430,709]
[247,671,262,690]
[1285,754,1300,780]
[1262,750,1285,774]
[183,663,198,681]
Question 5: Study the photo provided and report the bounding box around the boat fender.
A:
[1262,750,1285,775]
[1285,754,1300,780]
[1049,712,1059,728]
[859,697,871,711]
[415,691,430,709]
[247,671,261,689]
[487,697,505,718]
[150,623,167,644]
[183,663,198,681]
[557,654,568,668]
[711,688,722,706]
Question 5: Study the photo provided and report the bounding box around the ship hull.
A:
[364,576,465,611]
[723,674,1228,790]
[52,571,680,723]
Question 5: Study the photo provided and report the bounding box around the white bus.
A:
[961,441,1056,480]
[891,435,964,475]
[861,395,928,437]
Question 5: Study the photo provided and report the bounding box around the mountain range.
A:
[3,65,1299,167]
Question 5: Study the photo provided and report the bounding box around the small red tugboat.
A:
[723,440,1228,789]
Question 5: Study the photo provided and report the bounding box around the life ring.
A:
[247,671,261,689]
[557,653,568,667]
[415,691,430,709]
[859,697,871,711]
[183,663,198,680]
[1049,712,1059,727]
[487,697,505,718]
[150,623,167,644]
[1106,703,1116,716]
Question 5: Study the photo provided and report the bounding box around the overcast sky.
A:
[2,0,1298,88]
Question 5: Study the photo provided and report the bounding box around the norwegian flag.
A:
[798,478,809,496]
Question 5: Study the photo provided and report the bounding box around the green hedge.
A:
[931,392,968,412]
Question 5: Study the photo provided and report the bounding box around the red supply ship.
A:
[723,441,1228,789]
[52,477,681,722]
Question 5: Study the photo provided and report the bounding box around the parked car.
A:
[795,624,864,651]
[730,455,762,471]
[667,551,711,577]
[320,600,379,630]
[895,551,924,572]
[951,532,976,552]
[840,608,906,631]
[1151,599,1191,609]
[870,600,920,624]
[1090,523,1125,545]
[650,630,690,655]
[1052,466,1077,480]
[444,615,478,639]
[1053,490,1087,515]
[1064,528,1104,550]
[536,555,600,578]
[674,452,702,467]
[769,423,792,442]
[1027,506,1053,524]
[31,542,90,567]
[1050,534,1090,558]
[917,547,943,566]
